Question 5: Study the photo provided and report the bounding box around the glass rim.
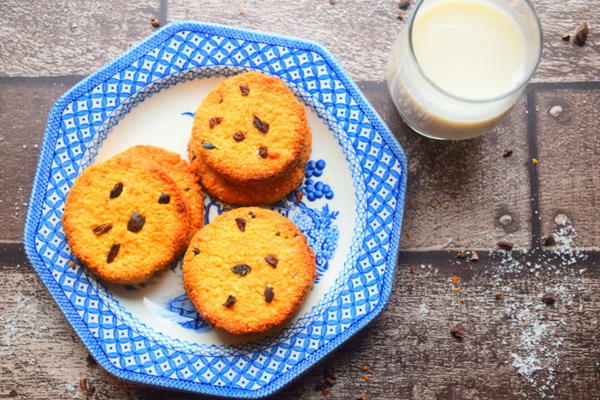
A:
[407,0,543,104]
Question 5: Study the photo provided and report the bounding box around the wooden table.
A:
[1,1,598,399]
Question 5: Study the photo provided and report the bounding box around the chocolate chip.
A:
[209,117,223,128]
[398,0,410,9]
[109,182,123,198]
[233,131,245,142]
[293,232,299,238]
[183,187,191,192]
[542,234,556,247]
[574,23,588,46]
[275,231,281,236]
[193,248,200,255]
[191,151,197,160]
[253,115,269,133]
[542,292,556,305]
[264,285,274,303]
[239,85,250,96]
[248,211,256,218]
[202,142,217,150]
[265,254,278,268]
[158,192,170,204]
[502,149,513,157]
[79,376,95,396]
[127,212,146,233]
[107,244,120,263]
[561,32,571,41]
[232,264,251,276]
[92,223,112,236]
[150,16,160,28]
[223,295,236,308]
[497,240,514,251]
[235,217,246,231]
[259,146,268,158]
[450,324,465,340]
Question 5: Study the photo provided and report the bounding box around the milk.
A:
[387,0,541,140]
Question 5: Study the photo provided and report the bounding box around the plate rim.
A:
[23,21,408,398]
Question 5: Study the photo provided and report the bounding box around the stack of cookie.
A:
[63,146,204,284]
[188,71,311,205]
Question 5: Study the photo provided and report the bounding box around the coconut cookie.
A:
[63,158,189,284]
[191,71,308,183]
[183,207,316,335]
[188,126,311,205]
[115,145,204,240]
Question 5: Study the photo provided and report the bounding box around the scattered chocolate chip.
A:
[265,254,278,268]
[127,212,146,233]
[275,231,281,236]
[232,264,252,276]
[239,85,250,96]
[502,149,513,157]
[150,16,160,27]
[456,250,467,259]
[107,244,120,263]
[542,292,556,305]
[86,353,97,367]
[542,233,556,247]
[193,248,200,255]
[398,0,410,8]
[396,11,405,19]
[470,251,479,262]
[248,211,256,218]
[293,232,299,237]
[574,23,589,46]
[158,192,170,204]
[109,182,123,198]
[183,187,191,192]
[253,115,269,133]
[202,142,217,150]
[264,285,274,303]
[295,191,304,203]
[235,217,246,231]
[233,131,245,142]
[494,291,504,300]
[561,32,571,41]
[209,117,223,128]
[79,376,95,396]
[450,324,465,340]
[223,295,236,308]
[92,223,112,236]
[356,394,367,400]
[191,151,197,160]
[497,240,514,251]
[259,145,268,158]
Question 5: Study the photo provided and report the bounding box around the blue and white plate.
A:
[24,22,407,398]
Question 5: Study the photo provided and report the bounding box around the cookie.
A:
[115,145,204,241]
[191,71,308,183]
[189,125,311,205]
[183,207,316,335]
[63,158,189,284]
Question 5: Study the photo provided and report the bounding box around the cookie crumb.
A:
[361,364,369,371]
[79,376,95,396]
[398,0,410,9]
[494,291,504,300]
[450,324,465,340]
[396,11,405,20]
[561,32,571,41]
[542,292,556,305]
[150,16,160,28]
[470,251,479,262]
[502,149,513,157]
[574,23,589,46]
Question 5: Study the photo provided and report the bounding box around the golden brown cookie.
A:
[191,71,308,183]
[115,145,204,241]
[188,125,311,205]
[63,158,189,284]
[183,207,316,335]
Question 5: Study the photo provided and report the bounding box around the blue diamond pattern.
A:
[24,22,407,398]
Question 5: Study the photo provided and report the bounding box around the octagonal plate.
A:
[24,22,407,398]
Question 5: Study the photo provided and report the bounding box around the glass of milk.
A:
[387,0,542,140]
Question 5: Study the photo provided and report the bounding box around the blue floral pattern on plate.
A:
[24,22,408,398]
